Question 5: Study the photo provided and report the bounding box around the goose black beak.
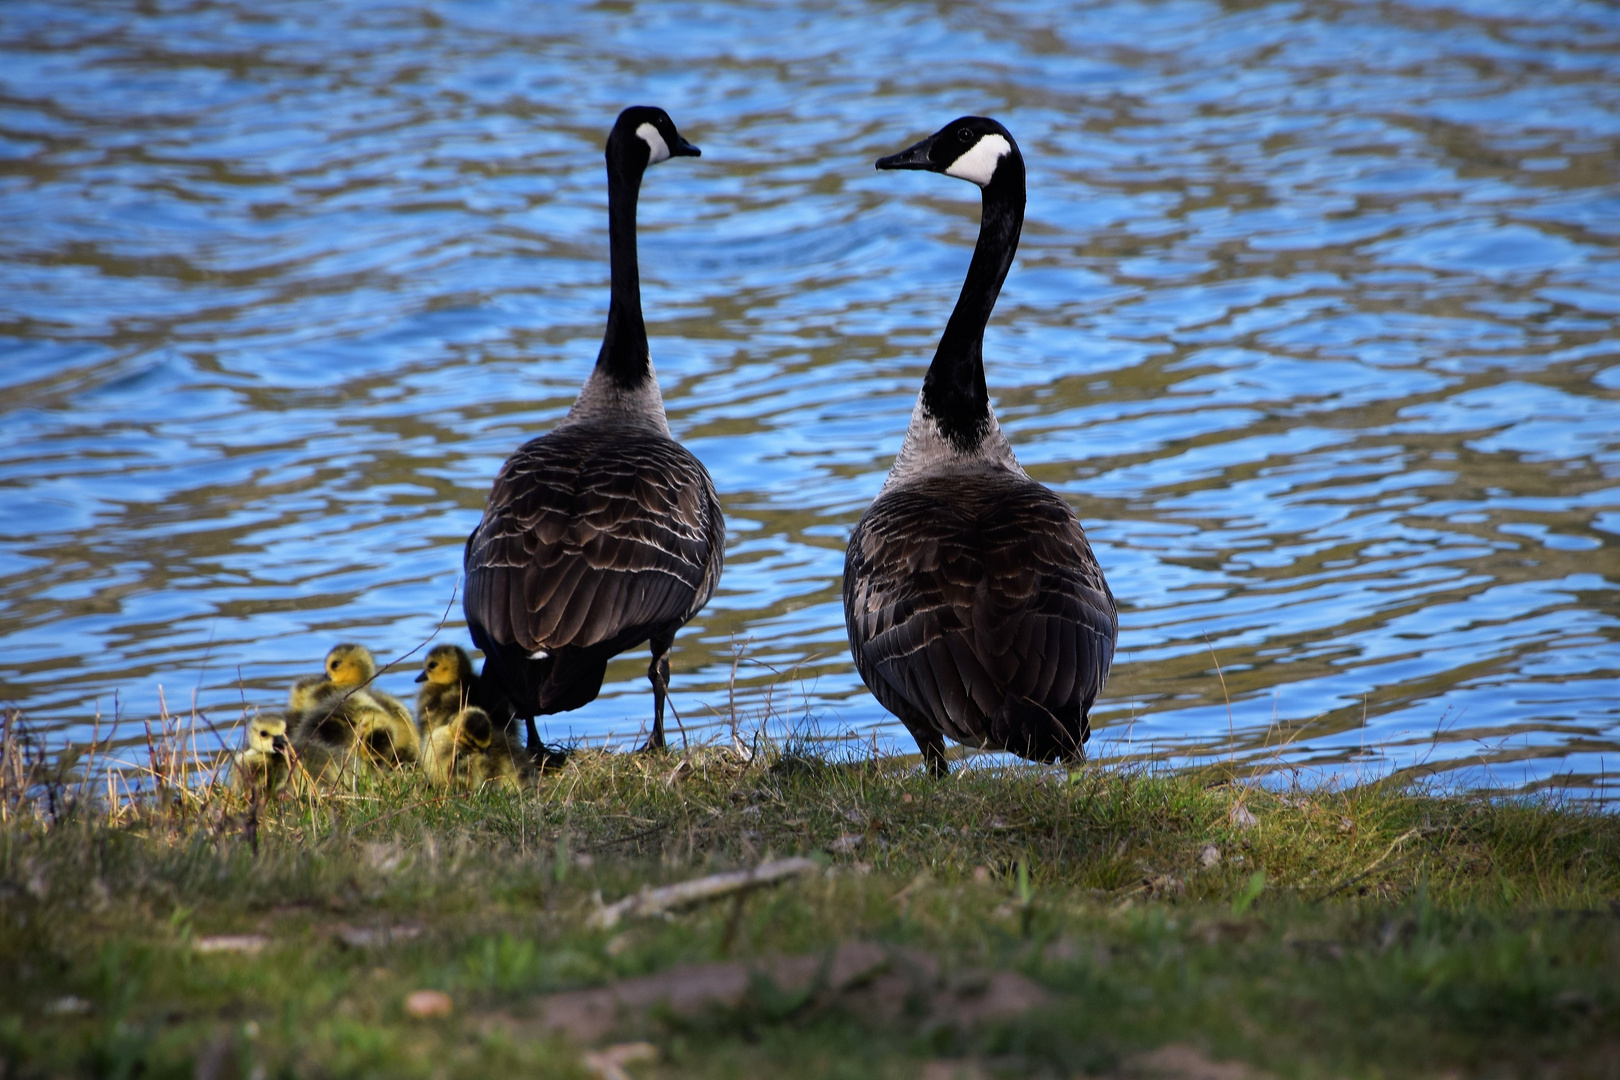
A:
[671,134,701,158]
[414,670,428,683]
[876,133,938,172]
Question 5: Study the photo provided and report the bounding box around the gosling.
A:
[422,707,527,791]
[290,686,420,783]
[415,644,480,737]
[289,643,375,710]
[232,714,291,796]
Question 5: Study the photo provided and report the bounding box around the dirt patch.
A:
[498,941,1050,1044]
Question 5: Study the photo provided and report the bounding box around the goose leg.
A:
[918,731,949,778]
[641,635,674,752]
[524,716,542,756]
[891,700,949,777]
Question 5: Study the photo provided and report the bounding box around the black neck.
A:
[921,161,1025,451]
[596,142,650,389]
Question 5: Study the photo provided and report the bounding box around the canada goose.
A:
[232,714,291,796]
[463,106,725,756]
[414,644,479,736]
[289,643,375,710]
[422,706,527,791]
[843,117,1118,776]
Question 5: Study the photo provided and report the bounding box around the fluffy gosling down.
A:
[423,706,528,791]
[289,643,376,710]
[286,644,420,782]
[289,689,421,783]
[232,714,291,796]
[415,644,480,737]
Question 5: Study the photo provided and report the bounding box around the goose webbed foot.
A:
[522,718,570,770]
[529,742,570,771]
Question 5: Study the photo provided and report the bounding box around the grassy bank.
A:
[2,727,1618,1079]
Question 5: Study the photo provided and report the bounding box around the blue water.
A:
[2,0,1618,794]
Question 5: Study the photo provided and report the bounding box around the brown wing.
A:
[843,471,1116,760]
[464,422,723,667]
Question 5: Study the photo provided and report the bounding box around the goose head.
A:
[415,644,475,686]
[610,105,701,172]
[323,643,375,688]
[876,116,1022,191]
[247,715,290,756]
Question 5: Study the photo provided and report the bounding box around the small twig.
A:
[589,857,820,929]
[1204,635,1235,771]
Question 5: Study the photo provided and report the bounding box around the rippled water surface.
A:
[3,0,1619,793]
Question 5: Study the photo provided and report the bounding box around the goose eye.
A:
[958,127,973,143]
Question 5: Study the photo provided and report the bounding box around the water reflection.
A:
[1,0,1617,796]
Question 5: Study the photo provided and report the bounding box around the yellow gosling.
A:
[288,643,376,710]
[231,714,291,796]
[356,688,421,769]
[423,707,525,791]
[415,644,479,736]
[289,685,417,783]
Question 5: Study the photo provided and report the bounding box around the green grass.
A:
[2,735,1619,1079]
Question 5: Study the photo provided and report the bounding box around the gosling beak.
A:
[414,670,428,683]
[876,132,939,172]
[271,735,289,754]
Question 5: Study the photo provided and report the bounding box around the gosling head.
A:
[323,643,375,688]
[415,644,475,686]
[876,115,1023,192]
[246,715,290,756]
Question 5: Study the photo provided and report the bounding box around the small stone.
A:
[45,995,91,1016]
[973,865,992,884]
[1229,804,1258,829]
[902,793,913,804]
[404,989,453,1019]
[827,832,865,855]
[1200,844,1222,868]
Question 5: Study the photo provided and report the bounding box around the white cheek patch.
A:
[944,133,1012,186]
[529,648,550,661]
[636,122,671,165]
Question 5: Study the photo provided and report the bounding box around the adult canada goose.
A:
[232,714,291,796]
[414,644,479,736]
[422,706,528,791]
[464,106,725,755]
[843,117,1118,776]
[288,643,375,711]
